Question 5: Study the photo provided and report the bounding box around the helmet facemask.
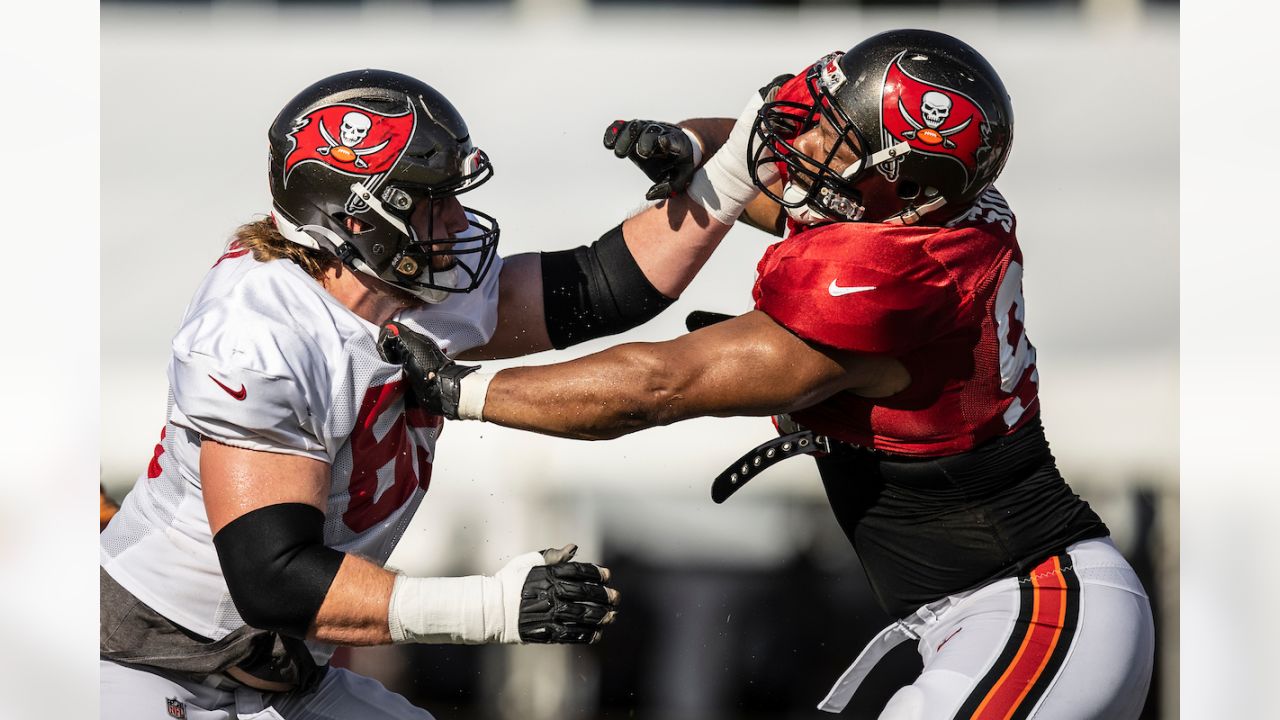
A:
[749,62,913,226]
[350,148,499,304]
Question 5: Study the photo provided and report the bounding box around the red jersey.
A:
[752,189,1039,456]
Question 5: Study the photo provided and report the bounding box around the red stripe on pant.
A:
[968,555,1070,720]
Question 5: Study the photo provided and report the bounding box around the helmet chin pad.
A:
[398,265,458,305]
[782,180,857,225]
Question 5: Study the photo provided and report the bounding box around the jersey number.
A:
[344,380,441,533]
[993,261,1039,426]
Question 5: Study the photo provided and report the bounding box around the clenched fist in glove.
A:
[519,544,620,644]
[388,543,620,646]
[378,320,476,419]
[603,119,703,201]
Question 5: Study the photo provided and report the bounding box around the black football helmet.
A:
[749,29,1013,225]
[268,69,498,303]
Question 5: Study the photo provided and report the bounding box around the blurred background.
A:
[101,0,1178,718]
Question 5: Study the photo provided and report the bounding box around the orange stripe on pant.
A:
[969,556,1069,720]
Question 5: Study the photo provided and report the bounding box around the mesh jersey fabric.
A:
[753,188,1040,455]
[101,238,502,664]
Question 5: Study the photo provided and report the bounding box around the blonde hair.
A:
[231,217,337,282]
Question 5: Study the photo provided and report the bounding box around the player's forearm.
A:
[309,553,396,646]
[622,194,734,298]
[482,342,691,440]
[676,117,784,237]
[476,312,866,440]
[678,117,734,160]
[623,97,777,298]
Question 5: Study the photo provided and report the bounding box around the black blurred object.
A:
[592,541,905,720]
[604,119,699,201]
[685,310,733,332]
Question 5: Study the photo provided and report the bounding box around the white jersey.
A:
[100,241,501,662]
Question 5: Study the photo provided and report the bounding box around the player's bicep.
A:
[460,253,554,360]
[201,440,330,535]
[664,310,899,418]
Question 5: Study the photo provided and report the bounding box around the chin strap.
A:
[272,208,377,275]
[789,141,917,225]
[348,182,464,304]
[839,140,912,181]
[884,194,948,226]
[272,205,452,304]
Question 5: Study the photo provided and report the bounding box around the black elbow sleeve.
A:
[211,503,344,639]
[540,223,675,349]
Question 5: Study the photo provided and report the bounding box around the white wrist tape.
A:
[388,550,545,645]
[685,91,779,226]
[682,127,704,167]
[456,371,493,421]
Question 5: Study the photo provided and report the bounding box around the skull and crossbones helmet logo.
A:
[898,89,971,149]
[315,110,390,169]
[920,92,952,129]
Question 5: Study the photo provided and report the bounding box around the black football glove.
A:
[377,320,478,419]
[603,119,700,201]
[520,544,620,644]
[759,73,796,102]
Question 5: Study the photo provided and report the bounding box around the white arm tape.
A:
[388,550,545,645]
[685,91,779,226]
[456,371,493,421]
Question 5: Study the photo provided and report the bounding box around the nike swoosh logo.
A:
[208,375,247,401]
[828,280,877,296]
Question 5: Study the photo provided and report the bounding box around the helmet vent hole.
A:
[338,214,375,235]
[897,181,921,200]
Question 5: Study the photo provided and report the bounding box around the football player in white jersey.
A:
[99,69,772,719]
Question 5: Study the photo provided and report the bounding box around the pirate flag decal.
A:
[282,103,415,185]
[881,52,988,185]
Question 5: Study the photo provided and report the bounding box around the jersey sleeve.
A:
[167,302,332,462]
[753,225,958,355]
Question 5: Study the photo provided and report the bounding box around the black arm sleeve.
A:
[540,223,675,350]
[211,503,345,639]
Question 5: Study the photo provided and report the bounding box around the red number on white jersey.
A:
[343,380,440,533]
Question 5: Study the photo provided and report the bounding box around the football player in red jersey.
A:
[381,30,1155,719]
